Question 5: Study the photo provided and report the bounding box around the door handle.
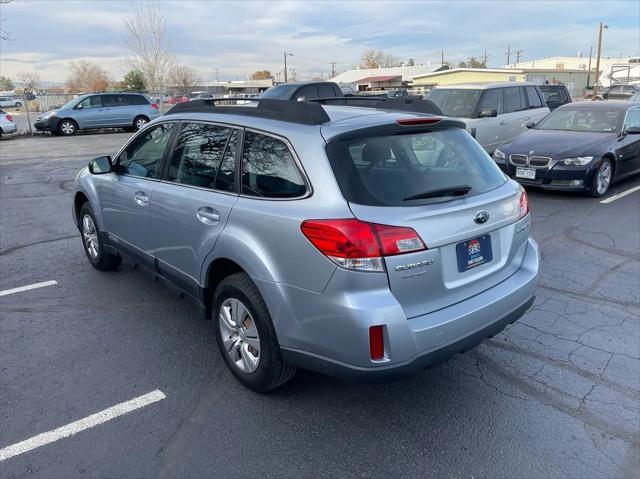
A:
[134,191,149,206]
[197,207,220,224]
[499,120,508,125]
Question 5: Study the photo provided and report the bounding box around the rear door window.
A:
[317,84,335,98]
[326,128,506,206]
[167,122,237,191]
[242,131,306,198]
[294,85,319,101]
[102,94,130,107]
[504,87,525,113]
[478,89,504,115]
[129,94,150,105]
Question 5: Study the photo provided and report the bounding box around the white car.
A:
[426,82,550,154]
[0,96,23,108]
[0,110,18,136]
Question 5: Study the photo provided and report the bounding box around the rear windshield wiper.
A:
[403,185,472,201]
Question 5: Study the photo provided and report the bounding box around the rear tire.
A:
[14,101,22,107]
[212,273,296,392]
[133,115,149,131]
[79,203,121,271]
[58,119,77,136]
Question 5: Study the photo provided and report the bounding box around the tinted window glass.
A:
[326,128,506,207]
[117,123,175,178]
[102,94,129,107]
[525,87,543,108]
[478,89,503,115]
[260,84,298,99]
[535,108,620,133]
[242,132,306,198]
[426,89,481,118]
[128,94,150,105]
[167,123,236,190]
[504,87,524,113]
[317,84,335,98]
[77,96,102,109]
[295,85,319,101]
[624,108,640,129]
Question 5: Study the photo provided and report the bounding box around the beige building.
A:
[504,56,627,71]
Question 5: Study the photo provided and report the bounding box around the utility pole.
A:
[481,50,490,66]
[289,68,296,81]
[330,62,337,78]
[586,45,593,88]
[514,49,524,65]
[505,44,511,66]
[214,69,219,82]
[594,22,608,100]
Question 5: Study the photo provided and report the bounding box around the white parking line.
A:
[0,389,166,462]
[600,185,640,204]
[0,280,58,297]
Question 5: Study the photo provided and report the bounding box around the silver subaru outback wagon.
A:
[72,98,539,391]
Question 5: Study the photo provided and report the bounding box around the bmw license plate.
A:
[516,167,536,180]
[456,235,493,272]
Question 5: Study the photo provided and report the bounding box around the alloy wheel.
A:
[60,121,75,135]
[135,118,147,130]
[82,214,99,260]
[218,298,261,373]
[596,162,612,195]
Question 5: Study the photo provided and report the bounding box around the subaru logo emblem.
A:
[474,211,490,224]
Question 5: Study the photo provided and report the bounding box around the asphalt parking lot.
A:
[1,132,639,478]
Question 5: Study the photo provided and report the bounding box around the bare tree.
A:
[16,71,40,93]
[170,65,200,95]
[66,60,111,93]
[0,0,15,42]
[359,49,400,69]
[124,1,175,96]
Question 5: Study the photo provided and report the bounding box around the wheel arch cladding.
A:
[203,257,245,318]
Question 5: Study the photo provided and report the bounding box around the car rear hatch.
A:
[323,121,530,318]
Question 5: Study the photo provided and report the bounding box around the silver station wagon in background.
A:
[72,98,539,391]
[426,82,550,153]
[35,92,161,136]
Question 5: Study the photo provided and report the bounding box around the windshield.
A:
[259,85,298,99]
[426,89,481,118]
[535,108,621,133]
[325,128,506,207]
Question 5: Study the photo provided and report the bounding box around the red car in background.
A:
[166,95,188,105]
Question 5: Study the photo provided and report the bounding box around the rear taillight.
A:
[151,103,158,110]
[5,114,12,122]
[396,117,442,126]
[519,190,529,218]
[300,219,426,272]
[369,325,385,360]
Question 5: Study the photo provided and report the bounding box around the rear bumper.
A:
[273,237,540,381]
[1,122,17,133]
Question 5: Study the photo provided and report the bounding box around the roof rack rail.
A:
[166,98,330,125]
[308,96,444,116]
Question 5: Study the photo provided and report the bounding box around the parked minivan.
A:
[34,92,160,136]
[426,82,550,153]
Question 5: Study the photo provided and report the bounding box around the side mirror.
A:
[625,126,640,135]
[478,109,497,118]
[525,121,536,129]
[75,103,83,110]
[88,156,112,174]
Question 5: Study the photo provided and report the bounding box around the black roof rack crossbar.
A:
[308,97,444,116]
[166,98,331,125]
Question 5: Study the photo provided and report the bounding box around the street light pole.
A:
[593,22,608,100]
[283,52,293,83]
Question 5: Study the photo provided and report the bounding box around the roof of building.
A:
[431,81,537,90]
[412,68,524,80]
[355,75,402,83]
[503,56,631,70]
[330,64,444,84]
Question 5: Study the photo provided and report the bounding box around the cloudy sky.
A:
[0,0,638,84]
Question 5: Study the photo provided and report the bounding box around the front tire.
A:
[79,203,121,271]
[213,273,296,392]
[590,158,613,197]
[58,119,77,136]
[14,101,22,107]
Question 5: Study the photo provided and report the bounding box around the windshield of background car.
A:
[535,108,621,133]
[426,89,482,118]
[259,85,299,99]
[325,128,506,206]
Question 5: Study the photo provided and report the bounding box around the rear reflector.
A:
[396,117,442,126]
[151,103,159,110]
[5,114,12,122]
[369,326,385,360]
[300,219,426,272]
[519,190,529,218]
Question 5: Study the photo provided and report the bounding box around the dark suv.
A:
[539,84,572,110]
